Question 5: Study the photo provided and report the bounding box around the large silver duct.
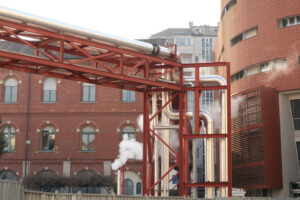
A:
[160,75,227,198]
[0,6,174,58]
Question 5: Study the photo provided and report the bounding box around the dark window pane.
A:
[289,17,295,25]
[296,142,300,162]
[136,182,142,194]
[291,99,300,118]
[282,19,288,27]
[42,133,49,151]
[124,179,134,195]
[294,119,300,130]
[297,16,300,24]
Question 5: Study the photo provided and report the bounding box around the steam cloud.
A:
[111,135,143,170]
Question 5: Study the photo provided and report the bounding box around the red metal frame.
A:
[0,17,231,197]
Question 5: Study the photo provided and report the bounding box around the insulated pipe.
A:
[117,170,121,195]
[162,75,227,198]
[152,93,159,196]
[0,6,174,58]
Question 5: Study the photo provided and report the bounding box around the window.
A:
[195,56,199,63]
[298,56,300,65]
[136,182,142,195]
[82,83,96,102]
[0,170,18,180]
[231,27,258,46]
[290,99,300,130]
[221,0,237,18]
[3,125,16,152]
[200,90,214,110]
[124,178,134,195]
[81,126,95,151]
[231,58,286,82]
[41,126,55,151]
[122,126,135,140]
[278,14,300,28]
[122,90,135,102]
[174,38,186,46]
[187,38,192,46]
[296,142,300,167]
[4,78,17,103]
[43,78,56,102]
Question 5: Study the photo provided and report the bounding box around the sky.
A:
[0,0,220,40]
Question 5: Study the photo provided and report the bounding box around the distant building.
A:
[214,0,300,197]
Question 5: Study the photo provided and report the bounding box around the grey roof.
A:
[150,28,191,39]
[150,25,218,39]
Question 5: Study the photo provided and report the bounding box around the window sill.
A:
[40,151,55,153]
[80,150,96,153]
[80,101,98,104]
[121,101,136,103]
[40,102,57,104]
[2,102,18,104]
[4,151,15,153]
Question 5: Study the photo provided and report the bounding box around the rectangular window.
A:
[296,142,300,166]
[41,132,55,151]
[175,38,186,46]
[195,56,199,63]
[187,38,191,46]
[231,27,258,46]
[279,15,300,28]
[82,84,96,102]
[122,90,136,102]
[298,56,300,65]
[4,86,17,103]
[290,99,300,130]
[289,17,295,25]
[43,90,56,102]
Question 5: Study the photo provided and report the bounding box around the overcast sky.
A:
[0,0,220,40]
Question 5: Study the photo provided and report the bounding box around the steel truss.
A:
[0,18,231,197]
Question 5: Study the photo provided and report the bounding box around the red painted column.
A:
[226,63,232,196]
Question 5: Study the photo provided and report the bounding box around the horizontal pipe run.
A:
[0,6,174,59]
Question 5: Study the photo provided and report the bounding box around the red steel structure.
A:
[0,12,231,197]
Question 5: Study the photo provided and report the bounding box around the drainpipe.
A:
[24,73,31,178]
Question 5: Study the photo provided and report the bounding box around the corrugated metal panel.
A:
[0,179,22,200]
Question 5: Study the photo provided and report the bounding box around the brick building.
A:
[0,45,144,194]
[214,0,300,197]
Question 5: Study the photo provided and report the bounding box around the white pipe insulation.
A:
[0,6,175,58]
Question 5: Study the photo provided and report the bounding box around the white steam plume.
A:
[231,96,245,118]
[111,135,143,170]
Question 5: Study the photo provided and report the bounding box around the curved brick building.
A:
[214,0,300,197]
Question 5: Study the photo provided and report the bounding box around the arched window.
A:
[3,125,16,152]
[0,170,18,180]
[122,126,135,140]
[43,78,56,102]
[72,170,101,194]
[81,126,95,151]
[4,77,18,103]
[82,83,96,102]
[41,126,55,151]
[124,178,134,195]
[136,182,142,195]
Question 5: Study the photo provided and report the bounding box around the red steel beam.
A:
[226,62,232,197]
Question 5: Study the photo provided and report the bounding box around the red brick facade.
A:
[214,0,300,191]
[0,68,143,180]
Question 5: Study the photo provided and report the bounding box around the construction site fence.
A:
[0,180,296,200]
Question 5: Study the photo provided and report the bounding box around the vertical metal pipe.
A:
[142,90,148,195]
[153,93,159,196]
[179,67,184,196]
[117,170,121,195]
